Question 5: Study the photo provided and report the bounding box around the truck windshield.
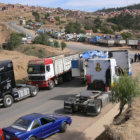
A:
[28,65,45,74]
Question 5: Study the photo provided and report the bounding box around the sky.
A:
[0,0,140,11]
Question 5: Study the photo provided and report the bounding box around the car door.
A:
[39,117,56,137]
[28,119,42,139]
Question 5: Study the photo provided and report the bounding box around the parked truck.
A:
[28,54,79,89]
[64,50,131,115]
[127,39,140,49]
[0,60,39,108]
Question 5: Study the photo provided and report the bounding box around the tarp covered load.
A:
[81,50,108,59]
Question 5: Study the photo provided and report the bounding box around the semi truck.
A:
[27,54,79,89]
[72,50,131,84]
[64,50,131,115]
[0,60,38,108]
[127,39,140,50]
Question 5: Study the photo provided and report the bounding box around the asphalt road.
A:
[4,22,130,139]
[8,21,36,38]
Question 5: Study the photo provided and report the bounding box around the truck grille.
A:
[29,76,45,81]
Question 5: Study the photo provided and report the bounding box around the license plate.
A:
[6,135,10,139]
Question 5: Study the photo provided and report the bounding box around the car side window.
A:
[40,117,54,125]
[46,65,50,72]
[31,120,40,130]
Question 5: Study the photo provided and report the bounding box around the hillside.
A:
[98,3,140,12]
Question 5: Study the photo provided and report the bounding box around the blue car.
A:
[2,113,72,140]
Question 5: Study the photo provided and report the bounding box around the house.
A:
[47,16,56,23]
[86,30,93,36]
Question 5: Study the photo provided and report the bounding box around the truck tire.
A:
[48,80,55,90]
[95,100,102,115]
[60,122,67,132]
[31,87,38,97]
[3,95,13,108]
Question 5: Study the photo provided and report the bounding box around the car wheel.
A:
[48,80,55,90]
[3,95,13,108]
[29,137,37,140]
[60,122,67,133]
[95,100,102,115]
[31,87,38,97]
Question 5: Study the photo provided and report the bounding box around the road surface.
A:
[3,22,127,139]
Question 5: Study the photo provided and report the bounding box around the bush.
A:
[6,33,25,50]
[24,46,47,58]
[121,32,132,39]
[61,42,67,50]
[54,41,60,48]
[111,74,140,119]
[65,22,82,34]
[100,26,114,34]
[32,11,40,22]
[33,33,50,46]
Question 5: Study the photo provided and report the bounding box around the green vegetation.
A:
[6,33,25,50]
[45,13,50,19]
[121,32,132,39]
[107,14,140,30]
[32,11,40,22]
[100,26,114,34]
[61,42,67,50]
[24,46,47,58]
[33,33,51,46]
[111,74,140,119]
[54,41,60,48]
[98,4,140,12]
[65,22,84,33]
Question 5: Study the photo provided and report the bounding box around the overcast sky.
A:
[0,0,140,11]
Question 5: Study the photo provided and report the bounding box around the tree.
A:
[61,42,67,50]
[111,74,140,119]
[45,13,50,19]
[6,33,25,50]
[94,17,102,28]
[33,33,50,46]
[121,32,132,39]
[54,41,60,48]
[32,11,40,22]
[65,22,82,34]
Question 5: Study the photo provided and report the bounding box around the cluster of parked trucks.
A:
[37,28,140,49]
[0,50,131,112]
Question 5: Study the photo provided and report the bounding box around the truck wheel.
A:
[95,100,102,115]
[48,80,55,90]
[31,87,38,97]
[3,95,13,108]
[60,122,67,132]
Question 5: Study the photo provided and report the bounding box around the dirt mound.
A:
[96,62,140,140]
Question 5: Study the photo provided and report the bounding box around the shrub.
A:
[100,26,114,34]
[111,74,140,119]
[33,33,50,46]
[24,46,46,58]
[32,11,40,22]
[54,41,60,48]
[6,33,25,50]
[61,42,67,50]
[121,32,132,39]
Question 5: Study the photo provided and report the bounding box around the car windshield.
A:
[12,118,31,131]
[28,65,45,74]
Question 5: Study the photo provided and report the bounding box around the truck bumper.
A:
[28,81,49,88]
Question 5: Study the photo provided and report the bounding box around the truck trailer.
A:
[0,60,38,108]
[28,54,79,89]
